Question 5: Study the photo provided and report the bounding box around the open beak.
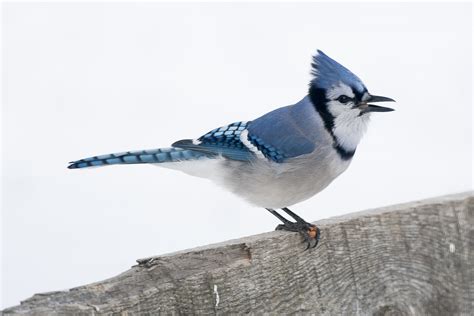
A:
[360,94,395,114]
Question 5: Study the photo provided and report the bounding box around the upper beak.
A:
[360,94,396,113]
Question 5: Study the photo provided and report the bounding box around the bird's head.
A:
[308,50,395,156]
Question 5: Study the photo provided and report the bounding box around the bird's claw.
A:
[302,226,320,249]
[275,222,320,250]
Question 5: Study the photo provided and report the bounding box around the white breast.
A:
[220,146,351,208]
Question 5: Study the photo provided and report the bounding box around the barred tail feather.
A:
[68,147,214,169]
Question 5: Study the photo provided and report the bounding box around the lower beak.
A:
[360,94,395,113]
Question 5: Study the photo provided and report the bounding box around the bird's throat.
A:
[308,86,362,160]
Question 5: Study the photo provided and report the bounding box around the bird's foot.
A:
[275,221,320,250]
[266,207,320,250]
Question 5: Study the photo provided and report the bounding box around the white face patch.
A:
[326,82,354,101]
[326,83,356,118]
[325,82,370,151]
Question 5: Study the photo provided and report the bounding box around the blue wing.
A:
[246,98,318,160]
[172,98,322,162]
[172,97,319,163]
[172,121,255,161]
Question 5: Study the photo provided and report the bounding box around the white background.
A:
[2,2,472,309]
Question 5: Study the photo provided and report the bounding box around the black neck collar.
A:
[308,86,355,160]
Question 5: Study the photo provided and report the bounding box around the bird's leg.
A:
[266,208,294,226]
[266,208,320,250]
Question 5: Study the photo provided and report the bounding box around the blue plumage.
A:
[172,113,317,163]
[172,121,254,161]
[68,148,210,169]
[247,134,287,162]
[311,50,366,93]
[174,120,287,162]
[247,96,323,160]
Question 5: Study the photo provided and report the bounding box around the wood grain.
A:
[2,192,473,315]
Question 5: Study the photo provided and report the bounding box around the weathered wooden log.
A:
[2,192,473,315]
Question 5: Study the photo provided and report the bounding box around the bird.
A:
[68,50,395,249]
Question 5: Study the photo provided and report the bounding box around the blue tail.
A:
[68,147,213,169]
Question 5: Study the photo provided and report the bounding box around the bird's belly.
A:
[159,150,351,208]
[219,152,351,208]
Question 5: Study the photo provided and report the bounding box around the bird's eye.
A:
[337,95,351,104]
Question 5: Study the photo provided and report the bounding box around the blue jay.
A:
[69,50,394,249]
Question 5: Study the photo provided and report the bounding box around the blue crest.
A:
[311,50,366,93]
